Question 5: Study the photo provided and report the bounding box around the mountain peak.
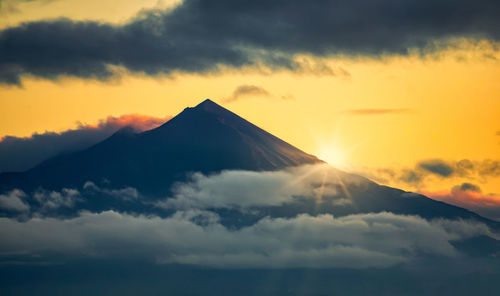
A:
[193,98,227,114]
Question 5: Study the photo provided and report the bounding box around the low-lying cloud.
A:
[0,210,491,269]
[157,165,356,210]
[83,181,140,201]
[0,189,29,212]
[0,114,170,172]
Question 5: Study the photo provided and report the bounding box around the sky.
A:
[0,0,499,217]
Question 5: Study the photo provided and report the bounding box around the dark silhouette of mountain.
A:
[0,99,321,196]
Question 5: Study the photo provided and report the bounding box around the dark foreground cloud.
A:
[0,210,492,268]
[0,114,171,172]
[0,0,499,84]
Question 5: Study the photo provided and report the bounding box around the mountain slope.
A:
[0,99,322,196]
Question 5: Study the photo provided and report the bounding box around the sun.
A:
[316,144,347,168]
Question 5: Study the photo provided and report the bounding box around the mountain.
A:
[1,99,499,232]
[0,99,321,196]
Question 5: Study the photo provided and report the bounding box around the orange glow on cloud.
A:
[84,114,172,133]
[421,189,500,209]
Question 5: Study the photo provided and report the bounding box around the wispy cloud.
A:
[222,85,271,103]
[344,109,413,115]
[358,159,500,188]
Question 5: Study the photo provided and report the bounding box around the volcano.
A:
[0,99,321,196]
[1,99,499,231]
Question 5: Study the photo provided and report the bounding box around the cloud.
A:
[222,84,299,104]
[344,109,413,115]
[0,210,492,268]
[457,182,481,193]
[0,0,55,14]
[418,160,454,177]
[421,185,500,221]
[0,189,29,212]
[83,181,139,201]
[0,0,499,84]
[33,188,80,212]
[156,165,354,210]
[358,159,500,188]
[0,114,170,172]
[222,85,271,103]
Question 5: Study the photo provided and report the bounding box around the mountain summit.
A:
[0,99,321,195]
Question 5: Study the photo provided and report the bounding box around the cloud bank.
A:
[0,0,499,84]
[0,210,491,269]
[0,114,170,172]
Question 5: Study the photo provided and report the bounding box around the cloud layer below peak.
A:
[0,210,491,269]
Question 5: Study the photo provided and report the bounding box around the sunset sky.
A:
[0,0,499,218]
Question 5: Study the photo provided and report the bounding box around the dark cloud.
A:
[222,84,270,103]
[1,0,499,84]
[344,109,413,115]
[0,114,170,173]
[458,182,481,193]
[418,160,454,177]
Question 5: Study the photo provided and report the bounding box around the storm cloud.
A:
[1,0,499,84]
[0,114,170,173]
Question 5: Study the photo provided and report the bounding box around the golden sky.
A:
[0,0,499,196]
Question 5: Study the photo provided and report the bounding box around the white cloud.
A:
[157,164,359,210]
[0,211,491,269]
[33,188,80,211]
[83,181,139,201]
[0,189,29,212]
